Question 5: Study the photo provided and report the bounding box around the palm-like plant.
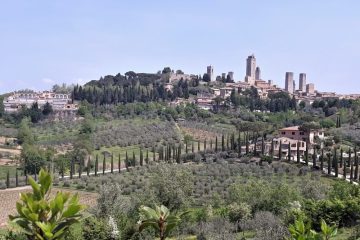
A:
[138,205,188,240]
[9,169,85,240]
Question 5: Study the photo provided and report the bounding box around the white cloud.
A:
[42,78,55,84]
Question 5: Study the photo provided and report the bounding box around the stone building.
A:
[244,54,256,85]
[299,73,306,92]
[207,65,214,81]
[285,72,294,94]
[306,83,315,94]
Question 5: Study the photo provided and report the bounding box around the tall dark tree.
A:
[297,142,300,164]
[334,149,338,178]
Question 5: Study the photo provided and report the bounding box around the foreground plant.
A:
[289,219,337,240]
[9,169,85,240]
[138,205,188,240]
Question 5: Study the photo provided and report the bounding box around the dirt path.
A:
[0,187,98,228]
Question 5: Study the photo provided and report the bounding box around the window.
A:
[282,132,286,135]
[292,132,295,135]
[300,132,305,135]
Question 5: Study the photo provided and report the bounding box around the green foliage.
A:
[17,118,35,145]
[288,219,337,240]
[9,169,85,240]
[138,205,188,240]
[320,119,336,129]
[81,217,114,240]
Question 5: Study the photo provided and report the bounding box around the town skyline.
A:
[1,0,359,94]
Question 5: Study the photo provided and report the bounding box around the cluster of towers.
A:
[285,72,315,95]
[206,65,234,82]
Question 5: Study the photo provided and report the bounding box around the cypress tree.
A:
[226,135,230,150]
[192,142,194,153]
[343,154,347,179]
[79,158,82,178]
[185,142,188,154]
[111,154,114,173]
[132,151,136,166]
[253,138,257,156]
[6,170,10,188]
[297,142,300,164]
[140,149,143,166]
[204,139,207,150]
[350,155,354,180]
[320,149,324,171]
[152,146,156,162]
[102,154,106,175]
[305,143,309,165]
[246,135,249,155]
[278,140,282,160]
[238,134,241,157]
[261,137,265,155]
[118,154,121,173]
[348,148,352,167]
[177,145,181,164]
[215,136,218,152]
[327,153,331,175]
[70,160,73,179]
[222,134,225,151]
[15,170,18,187]
[87,156,91,176]
[198,140,200,152]
[146,149,149,164]
[271,139,274,157]
[95,155,98,176]
[334,148,339,178]
[287,143,291,162]
[25,170,28,185]
[210,139,213,150]
[355,148,358,180]
[61,161,64,179]
[312,147,317,169]
[340,148,343,168]
[125,151,129,171]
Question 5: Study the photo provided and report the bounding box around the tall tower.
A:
[285,72,294,94]
[245,54,256,85]
[207,65,214,81]
[255,66,261,80]
[228,71,234,81]
[299,73,306,91]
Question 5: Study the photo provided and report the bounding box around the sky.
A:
[0,0,359,94]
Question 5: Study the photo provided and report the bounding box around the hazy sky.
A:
[1,0,359,94]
